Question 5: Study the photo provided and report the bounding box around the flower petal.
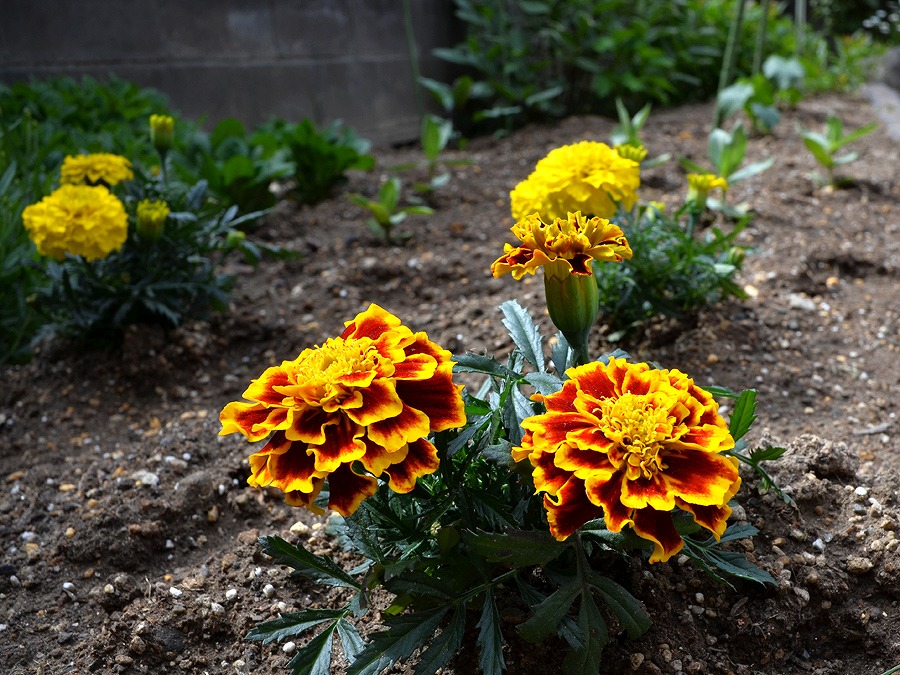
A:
[326,465,378,516]
[285,479,326,515]
[309,417,366,473]
[543,477,602,541]
[630,507,684,563]
[677,500,733,539]
[366,403,431,452]
[344,379,404,426]
[655,449,740,507]
[341,303,402,340]
[382,438,440,493]
[531,448,573,497]
[395,365,465,432]
[220,402,289,441]
[244,365,293,405]
[583,470,633,532]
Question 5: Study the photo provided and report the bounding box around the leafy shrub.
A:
[259,119,375,205]
[434,0,799,130]
[594,204,748,336]
[0,163,46,363]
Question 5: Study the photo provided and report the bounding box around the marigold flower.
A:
[219,304,466,516]
[510,141,640,221]
[614,143,649,164]
[22,184,129,261]
[686,173,728,209]
[150,114,175,154]
[60,153,134,186]
[491,211,632,283]
[514,357,740,563]
[136,199,170,240]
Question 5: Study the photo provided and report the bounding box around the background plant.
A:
[797,113,878,187]
[348,177,434,245]
[594,204,749,338]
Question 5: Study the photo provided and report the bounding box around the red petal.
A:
[366,403,430,452]
[285,407,333,444]
[531,448,572,496]
[344,379,404,426]
[326,464,378,516]
[285,479,326,515]
[543,477,602,541]
[309,417,366,472]
[677,500,732,539]
[341,304,402,340]
[391,353,438,381]
[524,411,595,448]
[395,365,465,432]
[220,402,288,441]
[382,438,439,493]
[254,436,324,494]
[631,507,684,563]
[656,449,740,506]
[583,470,633,532]
[569,362,618,400]
[244,366,293,405]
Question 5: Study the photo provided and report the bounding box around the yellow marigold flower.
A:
[614,143,649,164]
[514,357,740,563]
[136,199,170,240]
[686,173,728,209]
[219,304,466,516]
[22,184,128,261]
[149,114,175,153]
[510,141,640,221]
[491,211,632,282]
[60,153,134,186]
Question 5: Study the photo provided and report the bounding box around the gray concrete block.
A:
[270,0,355,58]
[157,0,278,59]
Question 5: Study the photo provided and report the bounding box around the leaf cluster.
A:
[797,114,877,187]
[716,55,806,134]
[347,177,434,246]
[594,204,749,337]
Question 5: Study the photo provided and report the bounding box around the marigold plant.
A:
[686,172,728,210]
[59,153,134,186]
[510,141,640,221]
[220,303,466,516]
[513,357,740,562]
[135,199,169,240]
[22,184,128,261]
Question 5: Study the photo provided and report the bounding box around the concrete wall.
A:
[0,0,462,146]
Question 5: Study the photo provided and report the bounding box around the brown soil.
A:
[1,91,898,675]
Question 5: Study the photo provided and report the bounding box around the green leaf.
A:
[801,134,834,169]
[385,571,454,601]
[285,621,336,675]
[346,608,448,675]
[517,581,581,643]
[454,352,515,378]
[414,607,466,675]
[524,371,563,396]
[500,300,545,372]
[702,385,739,399]
[716,82,754,121]
[717,523,759,544]
[831,121,877,150]
[562,593,607,673]
[588,574,651,640]
[476,589,506,675]
[728,389,757,441]
[336,619,367,663]
[463,528,567,567]
[259,535,360,589]
[749,444,787,463]
[247,608,346,644]
[727,156,774,183]
[550,332,573,376]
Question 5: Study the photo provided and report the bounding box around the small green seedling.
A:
[348,177,433,245]
[610,99,670,168]
[414,114,454,196]
[681,121,774,216]
[797,114,877,188]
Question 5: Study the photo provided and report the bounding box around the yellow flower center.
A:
[289,337,391,410]
[596,393,672,480]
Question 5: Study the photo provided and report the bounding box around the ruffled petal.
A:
[554,443,617,479]
[341,303,402,340]
[543,477,602,541]
[327,464,379,516]
[365,403,431,453]
[382,438,440,493]
[285,479,326,515]
[343,379,404,426]
[677,500,733,540]
[395,365,465,432]
[583,470,633,533]
[531,448,573,497]
[220,401,289,441]
[630,507,684,563]
[243,366,293,405]
[655,449,740,507]
[309,417,366,473]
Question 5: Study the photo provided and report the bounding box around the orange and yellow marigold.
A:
[219,304,466,516]
[513,357,740,563]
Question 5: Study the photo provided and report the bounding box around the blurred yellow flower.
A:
[686,173,728,209]
[22,185,128,261]
[614,144,648,164]
[60,153,134,186]
[136,199,170,240]
[511,141,640,221]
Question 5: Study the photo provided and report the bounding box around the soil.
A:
[1,91,898,675]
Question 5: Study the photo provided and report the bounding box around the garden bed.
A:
[1,90,898,674]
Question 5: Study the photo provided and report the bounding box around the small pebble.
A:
[846,557,874,574]
[263,584,275,598]
[282,641,296,654]
[169,587,183,598]
[210,602,225,615]
[225,588,238,601]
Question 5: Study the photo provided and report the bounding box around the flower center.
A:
[292,337,390,408]
[596,393,672,480]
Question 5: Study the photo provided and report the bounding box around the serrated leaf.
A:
[524,371,564,396]
[700,548,776,585]
[476,589,506,675]
[749,444,787,462]
[728,389,757,441]
[702,385,739,399]
[500,300,545,372]
[517,581,581,643]
[562,593,607,673]
[337,619,367,664]
[259,535,360,589]
[454,352,514,378]
[588,575,651,640]
[384,571,454,601]
[286,621,336,675]
[463,528,567,567]
[446,413,491,457]
[247,608,346,644]
[414,607,466,675]
[346,608,448,675]
[717,523,759,544]
[551,332,573,375]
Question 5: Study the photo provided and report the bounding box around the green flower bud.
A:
[544,271,599,365]
[149,114,175,154]
[135,199,169,241]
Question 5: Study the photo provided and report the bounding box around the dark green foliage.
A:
[434,0,800,131]
[594,205,749,337]
[259,119,375,205]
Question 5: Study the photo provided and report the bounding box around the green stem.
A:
[752,0,772,76]
[402,0,425,121]
[714,0,747,129]
[794,0,806,58]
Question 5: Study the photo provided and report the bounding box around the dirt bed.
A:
[1,91,898,675]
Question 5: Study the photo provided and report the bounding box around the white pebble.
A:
[282,642,296,654]
[225,588,238,601]
[169,587,183,598]
[263,584,275,598]
[855,486,869,497]
[812,538,826,552]
[210,602,225,615]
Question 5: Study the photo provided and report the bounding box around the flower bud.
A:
[544,270,599,363]
[614,143,648,164]
[225,229,246,248]
[149,114,175,154]
[135,199,169,241]
[686,173,728,210]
